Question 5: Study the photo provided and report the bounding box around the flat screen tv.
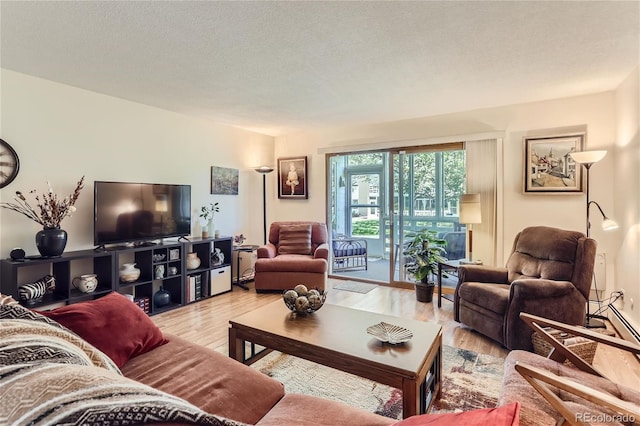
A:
[94,181,191,246]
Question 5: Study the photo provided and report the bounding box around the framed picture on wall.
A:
[523,133,585,194]
[211,166,239,195]
[278,156,308,199]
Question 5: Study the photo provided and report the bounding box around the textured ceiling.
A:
[1,1,638,136]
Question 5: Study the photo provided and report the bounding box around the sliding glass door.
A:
[391,148,466,283]
[327,145,466,285]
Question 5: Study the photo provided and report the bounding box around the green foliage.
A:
[199,202,220,221]
[442,150,466,201]
[403,229,447,283]
[347,153,383,166]
[352,220,379,236]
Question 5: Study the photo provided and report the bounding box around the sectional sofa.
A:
[0,291,520,425]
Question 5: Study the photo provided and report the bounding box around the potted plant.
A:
[199,202,220,238]
[402,229,447,302]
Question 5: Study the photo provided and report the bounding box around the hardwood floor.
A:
[153,278,640,389]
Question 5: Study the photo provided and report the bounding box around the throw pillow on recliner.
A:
[278,224,313,255]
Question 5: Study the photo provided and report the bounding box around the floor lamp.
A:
[569,150,619,328]
[459,193,482,264]
[254,166,274,245]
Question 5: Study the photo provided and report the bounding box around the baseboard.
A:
[609,305,640,347]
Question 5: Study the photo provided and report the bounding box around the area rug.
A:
[248,345,503,420]
[333,280,378,294]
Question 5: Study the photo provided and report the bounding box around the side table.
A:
[232,245,259,290]
[437,259,482,307]
[437,259,461,308]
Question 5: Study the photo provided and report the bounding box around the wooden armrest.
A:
[515,362,640,426]
[520,313,640,354]
[520,312,640,380]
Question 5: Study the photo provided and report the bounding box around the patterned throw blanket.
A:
[0,304,246,426]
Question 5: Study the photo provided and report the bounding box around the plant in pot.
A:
[402,229,447,302]
[199,202,219,238]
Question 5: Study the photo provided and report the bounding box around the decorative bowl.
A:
[366,322,413,344]
[283,285,326,314]
[119,263,141,283]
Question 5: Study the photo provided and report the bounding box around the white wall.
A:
[274,91,624,289]
[614,66,639,330]
[0,70,275,255]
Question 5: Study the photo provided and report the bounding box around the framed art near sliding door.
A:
[278,156,308,199]
[523,133,585,194]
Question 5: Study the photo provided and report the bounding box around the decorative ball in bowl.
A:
[283,285,326,314]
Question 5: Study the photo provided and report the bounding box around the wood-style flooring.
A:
[153,278,640,390]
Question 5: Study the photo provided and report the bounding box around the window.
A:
[328,145,466,283]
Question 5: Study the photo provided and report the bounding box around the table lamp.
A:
[459,193,482,264]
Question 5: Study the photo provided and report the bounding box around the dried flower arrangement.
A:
[0,176,85,228]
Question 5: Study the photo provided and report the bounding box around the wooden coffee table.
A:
[229,301,442,418]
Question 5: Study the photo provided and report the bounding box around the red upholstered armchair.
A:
[454,226,597,351]
[254,222,329,292]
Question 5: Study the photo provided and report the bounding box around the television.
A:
[94,181,191,246]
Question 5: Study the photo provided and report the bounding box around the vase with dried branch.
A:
[0,176,85,257]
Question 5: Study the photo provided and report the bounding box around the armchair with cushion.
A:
[254,221,329,292]
[454,226,597,350]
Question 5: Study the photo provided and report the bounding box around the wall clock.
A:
[0,138,20,188]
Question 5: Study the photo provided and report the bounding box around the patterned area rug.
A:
[247,345,503,420]
[332,281,378,294]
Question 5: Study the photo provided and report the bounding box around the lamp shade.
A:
[601,218,619,231]
[459,194,482,224]
[570,150,607,165]
[255,166,274,174]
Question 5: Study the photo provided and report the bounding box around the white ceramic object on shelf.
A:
[72,274,98,293]
[212,248,225,265]
[186,252,201,270]
[366,322,413,344]
[155,264,165,279]
[119,263,141,283]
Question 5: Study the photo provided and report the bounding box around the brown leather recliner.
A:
[254,222,329,292]
[454,226,597,351]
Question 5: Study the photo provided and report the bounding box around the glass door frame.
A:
[326,143,464,285]
[346,169,384,256]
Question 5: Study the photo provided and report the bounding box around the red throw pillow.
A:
[39,292,167,368]
[391,402,520,426]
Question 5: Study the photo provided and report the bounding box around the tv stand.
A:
[1,237,233,317]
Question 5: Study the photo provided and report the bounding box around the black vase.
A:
[35,228,67,257]
[154,287,171,308]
